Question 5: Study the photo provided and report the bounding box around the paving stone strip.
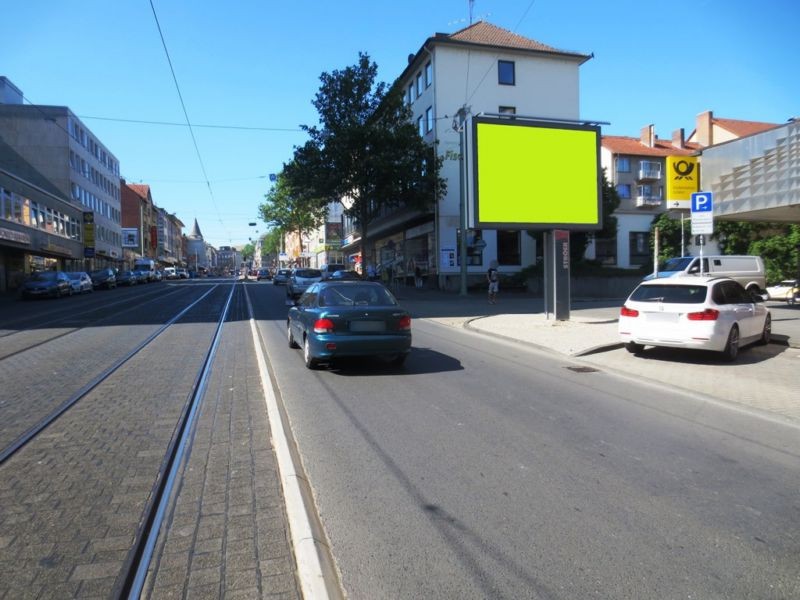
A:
[144,313,300,598]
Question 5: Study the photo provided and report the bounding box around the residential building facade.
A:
[339,21,592,289]
[156,208,184,267]
[0,137,84,292]
[0,88,123,268]
[596,125,701,268]
[121,181,158,267]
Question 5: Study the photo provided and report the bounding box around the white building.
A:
[341,21,592,289]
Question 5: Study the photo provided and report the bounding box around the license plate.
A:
[644,312,679,323]
[349,321,385,332]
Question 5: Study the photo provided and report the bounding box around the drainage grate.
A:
[565,366,600,373]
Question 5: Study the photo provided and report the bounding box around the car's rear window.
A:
[295,269,322,278]
[629,284,707,303]
[318,284,397,307]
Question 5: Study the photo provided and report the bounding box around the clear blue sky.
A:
[4,0,797,247]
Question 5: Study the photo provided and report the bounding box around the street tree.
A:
[291,52,445,264]
[258,169,328,261]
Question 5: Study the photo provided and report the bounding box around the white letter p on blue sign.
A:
[691,192,713,213]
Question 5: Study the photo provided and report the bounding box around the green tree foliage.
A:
[261,228,284,255]
[649,212,686,265]
[258,170,328,253]
[652,218,800,282]
[241,242,255,262]
[290,52,446,261]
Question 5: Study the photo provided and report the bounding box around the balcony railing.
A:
[635,196,662,208]
[638,168,662,180]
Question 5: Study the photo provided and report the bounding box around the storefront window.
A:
[497,230,521,265]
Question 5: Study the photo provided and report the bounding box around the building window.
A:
[499,106,516,115]
[407,82,414,104]
[416,72,423,96]
[457,229,484,266]
[417,115,424,137]
[425,61,432,87]
[637,185,662,200]
[594,237,617,266]
[425,107,433,133]
[497,230,521,265]
[616,184,631,198]
[498,60,515,85]
[629,232,650,266]
[616,157,630,173]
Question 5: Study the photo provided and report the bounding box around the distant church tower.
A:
[186,218,208,270]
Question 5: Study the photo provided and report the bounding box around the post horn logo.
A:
[672,160,695,180]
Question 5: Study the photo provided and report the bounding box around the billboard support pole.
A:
[544,230,571,321]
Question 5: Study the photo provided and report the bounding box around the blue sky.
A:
[4,0,797,247]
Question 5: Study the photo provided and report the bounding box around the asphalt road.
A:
[251,283,800,600]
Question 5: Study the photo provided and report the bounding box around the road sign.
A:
[690,192,714,235]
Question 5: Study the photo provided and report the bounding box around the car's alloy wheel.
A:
[722,325,739,361]
[303,336,318,369]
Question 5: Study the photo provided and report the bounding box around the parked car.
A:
[257,268,271,281]
[273,269,292,286]
[90,268,117,289]
[116,270,138,286]
[765,279,798,303]
[176,268,189,279]
[67,271,93,294]
[20,270,73,299]
[320,263,347,280]
[287,268,323,300]
[164,267,178,279]
[287,281,412,369]
[133,270,151,283]
[618,276,770,361]
[645,255,766,294]
[329,269,361,280]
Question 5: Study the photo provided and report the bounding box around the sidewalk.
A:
[397,287,800,423]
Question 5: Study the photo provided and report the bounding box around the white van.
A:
[647,255,766,293]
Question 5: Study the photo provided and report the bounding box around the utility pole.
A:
[453,105,470,296]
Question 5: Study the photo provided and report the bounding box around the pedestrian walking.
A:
[487,260,499,304]
[414,263,423,288]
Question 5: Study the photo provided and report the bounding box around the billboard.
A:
[471,117,601,230]
[665,156,699,209]
[122,228,139,248]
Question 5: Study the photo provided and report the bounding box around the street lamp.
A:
[453,105,471,296]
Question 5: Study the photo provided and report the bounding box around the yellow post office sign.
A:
[666,156,699,207]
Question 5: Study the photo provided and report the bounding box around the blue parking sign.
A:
[691,192,713,213]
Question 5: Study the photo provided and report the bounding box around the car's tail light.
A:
[620,306,639,318]
[397,315,412,331]
[687,308,720,321]
[313,318,335,333]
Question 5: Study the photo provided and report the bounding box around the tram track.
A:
[0,282,238,599]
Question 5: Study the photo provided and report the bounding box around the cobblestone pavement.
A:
[144,295,300,599]
[0,288,227,599]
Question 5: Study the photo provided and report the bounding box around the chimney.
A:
[640,124,655,147]
[671,128,685,149]
[696,110,713,147]
[408,53,415,65]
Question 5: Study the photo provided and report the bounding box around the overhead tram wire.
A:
[148,0,232,243]
[77,115,302,132]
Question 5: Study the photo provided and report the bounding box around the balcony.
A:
[637,167,662,181]
[635,195,662,208]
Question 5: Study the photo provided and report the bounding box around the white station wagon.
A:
[618,276,771,361]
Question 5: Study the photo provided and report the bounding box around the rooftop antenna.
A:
[469,0,474,24]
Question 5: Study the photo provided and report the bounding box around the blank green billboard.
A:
[472,117,601,230]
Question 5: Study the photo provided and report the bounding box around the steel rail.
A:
[116,281,236,599]
[0,284,220,466]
